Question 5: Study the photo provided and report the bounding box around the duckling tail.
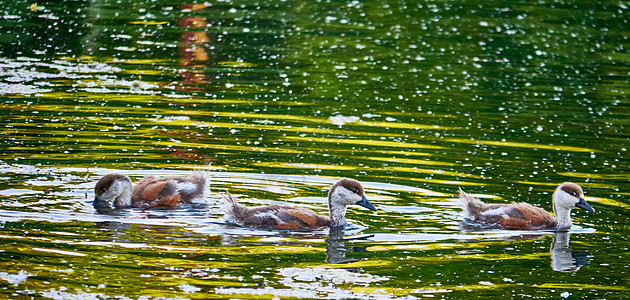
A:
[189,171,209,189]
[222,191,247,225]
[176,171,210,203]
[190,170,209,183]
[458,188,487,221]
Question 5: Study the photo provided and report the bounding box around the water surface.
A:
[0,0,628,299]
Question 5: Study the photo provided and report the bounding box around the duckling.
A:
[459,182,594,230]
[222,178,377,230]
[94,171,209,208]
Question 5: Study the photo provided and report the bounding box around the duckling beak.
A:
[357,196,377,211]
[93,197,110,208]
[575,198,595,212]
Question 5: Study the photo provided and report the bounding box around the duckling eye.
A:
[352,189,359,194]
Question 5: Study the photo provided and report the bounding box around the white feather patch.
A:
[458,195,474,220]
[223,214,244,226]
[459,202,471,219]
[481,207,508,217]
[253,210,284,224]
[177,182,198,193]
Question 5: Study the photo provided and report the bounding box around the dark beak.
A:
[93,197,110,208]
[575,198,595,212]
[357,196,377,211]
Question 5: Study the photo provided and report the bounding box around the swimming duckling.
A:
[222,178,377,230]
[459,182,594,230]
[94,171,209,208]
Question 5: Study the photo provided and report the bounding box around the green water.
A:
[0,0,628,298]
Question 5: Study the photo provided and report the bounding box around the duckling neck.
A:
[329,202,348,227]
[113,184,133,208]
[554,206,573,230]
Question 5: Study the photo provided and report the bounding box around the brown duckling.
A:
[459,182,594,230]
[222,178,377,230]
[94,171,209,208]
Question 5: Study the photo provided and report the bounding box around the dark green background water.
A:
[0,0,628,298]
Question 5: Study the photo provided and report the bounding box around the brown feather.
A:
[285,208,320,227]
[492,204,557,230]
[276,221,304,230]
[498,217,535,230]
[226,202,332,230]
[138,180,168,202]
[514,204,557,229]
[132,177,182,208]
[149,193,182,208]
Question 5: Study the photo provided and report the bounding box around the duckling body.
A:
[223,178,377,230]
[94,171,209,208]
[222,199,332,229]
[459,182,594,230]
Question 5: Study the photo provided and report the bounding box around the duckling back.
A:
[222,193,331,230]
[458,188,493,222]
[458,188,558,230]
[458,188,519,224]
[130,171,209,208]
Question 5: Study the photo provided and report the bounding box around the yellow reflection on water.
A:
[360,156,455,167]
[512,180,617,189]
[385,166,483,178]
[121,70,165,76]
[104,57,173,64]
[367,238,544,253]
[284,136,446,150]
[444,138,599,153]
[538,283,628,291]
[355,120,451,130]
[389,176,486,187]
[128,21,170,25]
[557,172,630,180]
[253,162,358,171]
[293,258,392,269]
[219,61,258,68]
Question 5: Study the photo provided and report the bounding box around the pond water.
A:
[0,0,629,298]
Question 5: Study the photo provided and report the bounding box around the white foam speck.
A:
[329,115,360,126]
[216,287,317,298]
[179,284,201,293]
[0,270,31,286]
[40,289,106,300]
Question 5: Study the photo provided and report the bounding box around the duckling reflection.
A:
[93,220,132,231]
[92,200,130,216]
[325,226,373,264]
[550,231,592,272]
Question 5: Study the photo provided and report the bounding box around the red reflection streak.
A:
[178,5,210,91]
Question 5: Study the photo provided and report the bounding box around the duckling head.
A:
[327,178,376,227]
[94,174,133,208]
[328,178,377,211]
[554,182,595,213]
